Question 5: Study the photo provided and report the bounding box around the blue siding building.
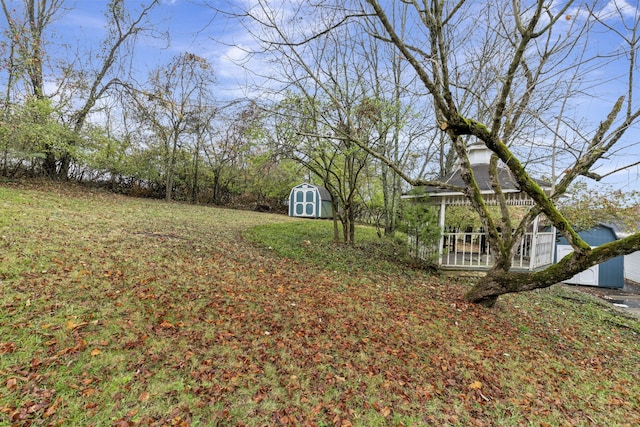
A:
[556,224,624,289]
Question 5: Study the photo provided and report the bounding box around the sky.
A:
[23,0,640,192]
[56,0,251,99]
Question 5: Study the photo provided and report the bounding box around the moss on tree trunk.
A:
[466,234,640,307]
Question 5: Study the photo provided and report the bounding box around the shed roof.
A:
[291,183,332,201]
[593,223,623,240]
[316,186,332,201]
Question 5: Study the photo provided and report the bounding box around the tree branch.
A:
[582,159,640,181]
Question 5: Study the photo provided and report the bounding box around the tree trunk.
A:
[212,170,220,205]
[386,172,400,237]
[342,218,354,245]
[466,265,577,308]
[331,199,340,243]
[381,166,391,234]
[348,205,356,244]
[43,150,57,178]
[165,172,173,202]
[339,204,356,245]
[59,153,71,180]
[165,133,180,202]
[1,144,7,176]
[191,137,200,204]
[466,234,640,306]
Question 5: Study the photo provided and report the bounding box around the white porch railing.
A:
[531,232,556,268]
[410,231,556,270]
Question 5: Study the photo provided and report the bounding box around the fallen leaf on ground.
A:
[470,381,483,390]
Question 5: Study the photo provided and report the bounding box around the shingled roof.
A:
[407,143,552,198]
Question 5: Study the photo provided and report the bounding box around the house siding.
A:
[625,251,640,284]
[556,225,624,289]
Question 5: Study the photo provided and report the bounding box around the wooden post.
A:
[529,215,540,270]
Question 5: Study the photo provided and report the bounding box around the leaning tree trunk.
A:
[465,234,640,307]
[465,263,591,308]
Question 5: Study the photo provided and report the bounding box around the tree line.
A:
[0,2,288,210]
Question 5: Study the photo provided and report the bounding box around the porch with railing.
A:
[410,230,556,271]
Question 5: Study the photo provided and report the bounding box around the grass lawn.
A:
[1,181,639,426]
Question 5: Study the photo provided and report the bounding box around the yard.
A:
[1,181,639,426]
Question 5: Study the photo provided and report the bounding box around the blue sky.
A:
[56,0,250,98]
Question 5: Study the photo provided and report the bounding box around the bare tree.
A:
[359,15,445,235]
[235,0,442,243]
[0,0,67,176]
[129,52,216,202]
[261,17,381,244]
[0,0,66,100]
[201,103,258,205]
[59,0,163,179]
[274,89,372,244]
[0,0,163,179]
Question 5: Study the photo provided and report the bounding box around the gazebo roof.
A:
[406,144,552,201]
[410,163,552,197]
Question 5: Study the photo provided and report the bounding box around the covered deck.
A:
[438,228,555,270]
[406,143,556,272]
[409,214,556,271]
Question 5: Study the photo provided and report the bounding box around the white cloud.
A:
[594,0,638,20]
[217,45,252,76]
[566,0,639,22]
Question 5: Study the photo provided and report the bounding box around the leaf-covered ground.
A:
[1,182,639,426]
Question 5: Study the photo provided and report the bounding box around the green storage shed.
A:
[288,183,333,219]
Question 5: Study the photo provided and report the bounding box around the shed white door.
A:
[625,251,640,283]
[293,188,316,217]
[557,245,599,286]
